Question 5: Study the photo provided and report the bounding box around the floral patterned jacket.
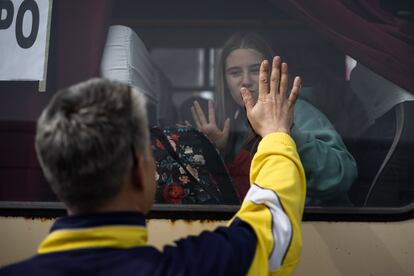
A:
[150,126,240,205]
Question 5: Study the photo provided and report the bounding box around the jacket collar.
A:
[38,212,147,254]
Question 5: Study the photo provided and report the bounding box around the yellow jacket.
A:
[230,132,306,275]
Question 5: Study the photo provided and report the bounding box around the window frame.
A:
[1,201,414,222]
[1,0,414,222]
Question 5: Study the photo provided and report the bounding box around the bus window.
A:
[1,0,413,220]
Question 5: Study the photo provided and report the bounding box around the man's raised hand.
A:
[240,56,301,138]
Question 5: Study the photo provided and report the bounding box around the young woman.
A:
[192,32,357,206]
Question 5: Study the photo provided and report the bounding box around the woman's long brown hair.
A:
[215,32,274,160]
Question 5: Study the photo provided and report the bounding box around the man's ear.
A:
[130,152,145,191]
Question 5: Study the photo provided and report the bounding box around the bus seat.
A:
[363,101,414,206]
[349,64,414,135]
[346,64,414,206]
[101,25,176,125]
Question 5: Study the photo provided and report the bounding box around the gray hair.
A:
[35,78,149,211]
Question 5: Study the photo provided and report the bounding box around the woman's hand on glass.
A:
[240,56,301,138]
[191,100,230,151]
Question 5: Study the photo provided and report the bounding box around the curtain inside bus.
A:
[271,0,414,94]
[55,0,112,89]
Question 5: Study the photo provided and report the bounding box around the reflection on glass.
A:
[1,11,414,211]
[151,48,204,87]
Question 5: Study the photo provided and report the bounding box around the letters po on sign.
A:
[0,0,51,81]
[0,0,39,49]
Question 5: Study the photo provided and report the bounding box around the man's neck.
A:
[67,198,145,216]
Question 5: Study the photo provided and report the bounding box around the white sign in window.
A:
[0,0,52,82]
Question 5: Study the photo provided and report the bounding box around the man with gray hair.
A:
[35,78,156,215]
[1,57,306,276]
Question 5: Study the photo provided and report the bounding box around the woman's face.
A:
[225,48,264,106]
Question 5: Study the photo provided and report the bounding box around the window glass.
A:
[151,48,205,87]
[209,48,218,87]
[1,0,414,218]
